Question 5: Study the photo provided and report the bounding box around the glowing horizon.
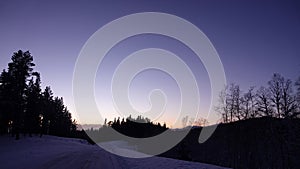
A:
[0,1,299,129]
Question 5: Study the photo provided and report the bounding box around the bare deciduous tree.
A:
[182,116,188,128]
[268,73,284,118]
[295,77,300,115]
[241,86,256,119]
[193,117,209,127]
[215,86,230,123]
[217,84,242,122]
[256,86,272,117]
[188,117,209,127]
[229,83,242,121]
[280,78,297,118]
[217,73,300,123]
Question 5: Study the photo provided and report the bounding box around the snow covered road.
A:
[0,135,230,169]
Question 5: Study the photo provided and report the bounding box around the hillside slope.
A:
[162,117,300,169]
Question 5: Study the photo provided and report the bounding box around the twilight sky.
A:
[0,0,300,127]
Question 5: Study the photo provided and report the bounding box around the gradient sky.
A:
[1,0,300,127]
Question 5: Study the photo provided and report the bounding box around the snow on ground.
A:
[0,135,230,169]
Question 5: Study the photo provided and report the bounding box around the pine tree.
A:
[7,50,35,139]
[0,50,76,138]
[25,72,42,136]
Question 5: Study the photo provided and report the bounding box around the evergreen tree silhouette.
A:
[6,50,35,139]
[0,50,76,138]
[24,72,42,136]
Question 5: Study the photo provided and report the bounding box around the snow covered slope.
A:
[0,135,230,169]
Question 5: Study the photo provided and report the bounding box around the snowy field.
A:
[0,135,230,169]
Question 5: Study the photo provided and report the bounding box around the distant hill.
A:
[161,117,300,169]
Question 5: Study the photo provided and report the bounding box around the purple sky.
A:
[0,0,300,126]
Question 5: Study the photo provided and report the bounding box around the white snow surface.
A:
[0,135,230,169]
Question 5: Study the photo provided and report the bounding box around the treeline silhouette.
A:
[0,50,77,139]
[110,115,167,138]
[217,73,300,123]
[85,115,167,143]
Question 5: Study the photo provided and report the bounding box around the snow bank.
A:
[0,135,230,169]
